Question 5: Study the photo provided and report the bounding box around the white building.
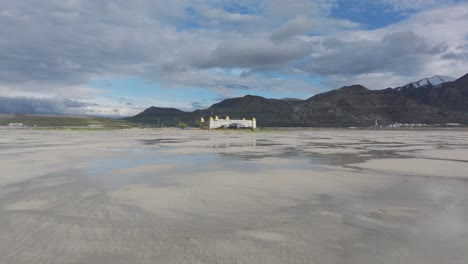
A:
[8,123,24,127]
[446,123,462,127]
[200,116,256,130]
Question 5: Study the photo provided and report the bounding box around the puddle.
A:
[2,129,468,264]
[139,138,186,145]
[82,138,334,189]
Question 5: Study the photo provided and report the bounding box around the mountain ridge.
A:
[397,75,456,90]
[126,73,468,127]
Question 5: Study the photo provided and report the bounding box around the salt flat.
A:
[1,128,468,264]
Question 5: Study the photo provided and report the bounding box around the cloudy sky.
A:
[1,0,468,116]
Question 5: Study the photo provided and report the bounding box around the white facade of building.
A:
[8,123,24,127]
[446,123,461,127]
[200,116,256,130]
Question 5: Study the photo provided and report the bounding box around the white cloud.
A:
[0,0,467,115]
[270,15,315,42]
[302,3,468,87]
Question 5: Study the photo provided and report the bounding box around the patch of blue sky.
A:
[221,2,261,15]
[246,86,316,99]
[172,7,203,31]
[185,6,196,16]
[174,20,203,31]
[212,86,301,101]
[89,78,216,105]
[205,69,322,98]
[251,71,326,98]
[306,32,327,37]
[252,71,322,86]
[332,2,409,30]
[89,78,158,98]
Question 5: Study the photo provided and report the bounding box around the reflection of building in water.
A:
[211,140,257,148]
[200,116,256,130]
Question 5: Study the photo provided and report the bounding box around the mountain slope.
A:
[208,95,296,112]
[294,85,443,126]
[133,106,185,117]
[397,75,455,90]
[126,106,188,126]
[395,74,468,111]
[199,95,300,126]
[127,73,468,127]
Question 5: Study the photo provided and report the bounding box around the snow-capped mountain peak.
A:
[408,75,455,88]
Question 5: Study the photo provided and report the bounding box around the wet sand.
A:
[1,128,468,263]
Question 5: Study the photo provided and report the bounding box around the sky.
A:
[1,0,468,116]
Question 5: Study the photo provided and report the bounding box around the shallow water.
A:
[1,129,468,264]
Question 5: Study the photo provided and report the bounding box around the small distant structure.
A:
[88,124,104,128]
[200,116,256,130]
[446,123,462,127]
[8,123,24,127]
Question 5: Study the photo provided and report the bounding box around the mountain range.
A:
[127,73,468,127]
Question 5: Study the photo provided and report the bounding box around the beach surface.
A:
[1,128,467,264]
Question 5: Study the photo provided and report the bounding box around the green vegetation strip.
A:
[0,115,132,128]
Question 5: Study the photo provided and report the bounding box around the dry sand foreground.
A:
[0,128,468,264]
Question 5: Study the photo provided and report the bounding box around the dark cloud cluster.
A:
[196,39,313,69]
[305,31,443,76]
[0,97,96,115]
